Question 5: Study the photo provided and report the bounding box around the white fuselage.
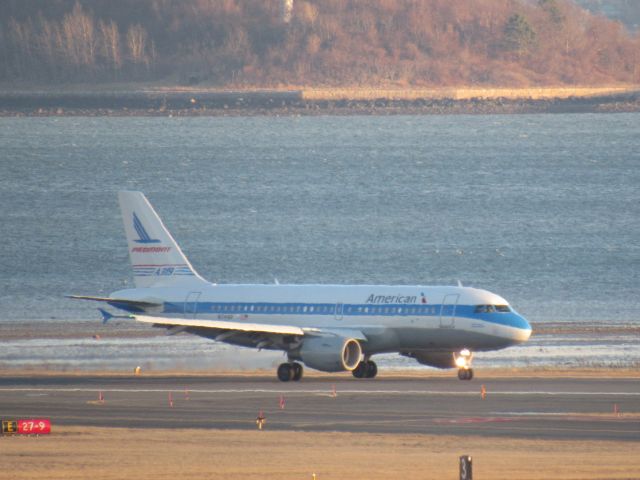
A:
[111,283,532,354]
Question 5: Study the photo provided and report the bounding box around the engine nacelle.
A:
[402,351,456,369]
[297,336,362,372]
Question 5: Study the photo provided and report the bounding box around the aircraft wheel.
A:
[292,362,304,381]
[366,361,378,378]
[457,368,473,381]
[277,363,293,382]
[352,361,368,378]
[467,368,474,380]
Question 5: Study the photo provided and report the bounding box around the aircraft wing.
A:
[133,314,305,336]
[302,327,369,341]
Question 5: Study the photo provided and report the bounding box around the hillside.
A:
[1,0,639,88]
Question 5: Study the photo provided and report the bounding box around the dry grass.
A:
[301,86,638,101]
[2,427,639,480]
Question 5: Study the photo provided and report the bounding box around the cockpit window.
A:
[475,305,511,313]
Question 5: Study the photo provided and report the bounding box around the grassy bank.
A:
[3,426,639,479]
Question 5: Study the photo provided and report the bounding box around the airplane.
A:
[69,191,532,381]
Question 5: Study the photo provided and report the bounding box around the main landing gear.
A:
[277,362,303,382]
[454,349,474,381]
[352,360,378,379]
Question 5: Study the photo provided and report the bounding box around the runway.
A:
[1,374,638,441]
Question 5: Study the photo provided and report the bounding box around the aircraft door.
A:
[184,291,201,318]
[335,303,343,321]
[439,294,459,328]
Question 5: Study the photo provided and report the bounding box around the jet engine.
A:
[297,336,362,372]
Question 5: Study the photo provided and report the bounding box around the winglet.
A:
[98,308,114,324]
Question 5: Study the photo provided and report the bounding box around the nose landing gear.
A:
[454,349,474,381]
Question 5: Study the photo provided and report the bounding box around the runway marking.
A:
[1,387,639,396]
[492,411,640,418]
[434,417,518,424]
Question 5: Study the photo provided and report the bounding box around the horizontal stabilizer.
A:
[66,295,161,310]
[133,314,305,336]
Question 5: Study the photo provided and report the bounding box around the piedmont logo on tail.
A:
[133,212,161,244]
[69,191,532,381]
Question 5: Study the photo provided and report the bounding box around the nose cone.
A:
[512,314,532,343]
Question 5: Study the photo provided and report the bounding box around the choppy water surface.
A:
[1,114,639,370]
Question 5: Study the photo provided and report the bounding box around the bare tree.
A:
[127,24,149,65]
[61,3,96,68]
[99,20,121,72]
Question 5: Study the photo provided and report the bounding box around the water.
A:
[1,114,639,370]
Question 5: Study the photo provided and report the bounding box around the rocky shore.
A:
[1,89,639,116]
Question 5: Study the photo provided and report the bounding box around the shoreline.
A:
[1,86,639,116]
[2,319,638,374]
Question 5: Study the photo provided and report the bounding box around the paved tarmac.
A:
[0,374,638,441]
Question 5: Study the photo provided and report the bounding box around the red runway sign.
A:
[1,419,51,434]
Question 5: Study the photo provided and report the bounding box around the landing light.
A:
[454,349,472,368]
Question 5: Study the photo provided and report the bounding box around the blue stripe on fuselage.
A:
[113,300,530,331]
